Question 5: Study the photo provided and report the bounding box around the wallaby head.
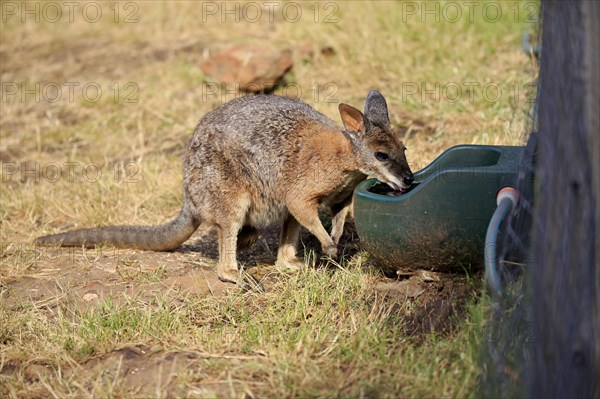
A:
[339,90,414,192]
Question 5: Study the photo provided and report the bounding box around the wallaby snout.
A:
[402,172,415,186]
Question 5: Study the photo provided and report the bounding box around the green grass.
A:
[1,263,487,398]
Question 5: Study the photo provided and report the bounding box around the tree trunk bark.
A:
[531,1,599,397]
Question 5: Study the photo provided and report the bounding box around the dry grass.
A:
[1,1,537,397]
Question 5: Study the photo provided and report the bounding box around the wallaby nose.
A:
[403,173,414,186]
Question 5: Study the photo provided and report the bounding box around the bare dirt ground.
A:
[2,221,476,327]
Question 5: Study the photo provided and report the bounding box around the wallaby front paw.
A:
[323,244,338,259]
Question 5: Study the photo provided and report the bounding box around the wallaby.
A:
[36,91,414,284]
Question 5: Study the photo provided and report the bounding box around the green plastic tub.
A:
[353,145,525,273]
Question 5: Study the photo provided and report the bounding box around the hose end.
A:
[496,187,519,206]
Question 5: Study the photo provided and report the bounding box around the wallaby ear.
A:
[363,90,390,127]
[339,103,364,133]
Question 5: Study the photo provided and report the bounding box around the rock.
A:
[200,45,293,92]
[82,292,99,302]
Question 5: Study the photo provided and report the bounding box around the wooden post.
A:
[532,1,599,397]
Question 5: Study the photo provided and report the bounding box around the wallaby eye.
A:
[374,152,389,161]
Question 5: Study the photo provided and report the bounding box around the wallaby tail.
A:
[35,207,200,251]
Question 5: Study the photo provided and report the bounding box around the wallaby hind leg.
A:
[288,201,337,260]
[215,222,242,283]
[275,214,305,270]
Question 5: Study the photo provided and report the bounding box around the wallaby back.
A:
[36,95,339,250]
[181,95,347,227]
